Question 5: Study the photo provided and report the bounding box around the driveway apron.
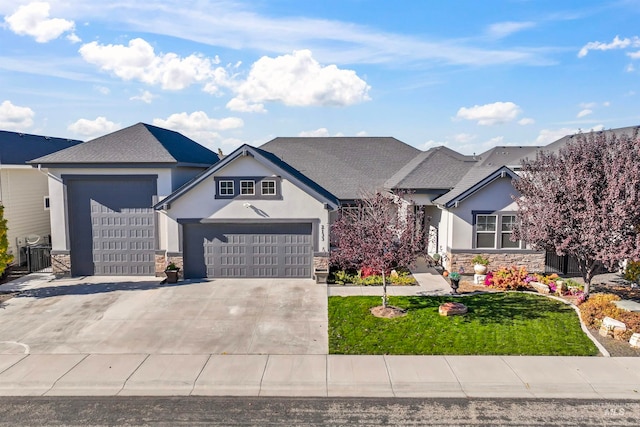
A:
[0,277,327,355]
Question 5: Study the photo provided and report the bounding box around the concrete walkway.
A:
[0,353,638,398]
[1,271,639,399]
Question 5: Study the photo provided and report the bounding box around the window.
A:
[240,180,255,195]
[44,196,50,210]
[501,215,519,248]
[474,213,522,249]
[219,180,234,196]
[261,180,276,195]
[475,215,497,248]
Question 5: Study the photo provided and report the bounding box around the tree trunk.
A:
[382,269,387,308]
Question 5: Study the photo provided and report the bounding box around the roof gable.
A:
[155,144,339,210]
[29,123,218,167]
[433,165,518,208]
[259,137,420,200]
[385,146,477,190]
[0,130,82,165]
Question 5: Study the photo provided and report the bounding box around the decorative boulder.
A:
[629,333,640,348]
[439,302,468,316]
[530,281,550,294]
[599,316,627,338]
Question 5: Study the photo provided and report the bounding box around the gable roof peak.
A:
[29,122,219,166]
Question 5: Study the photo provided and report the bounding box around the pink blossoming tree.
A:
[330,192,425,307]
[512,130,640,294]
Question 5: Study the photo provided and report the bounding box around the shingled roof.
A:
[30,123,218,167]
[0,130,82,165]
[384,146,477,190]
[431,146,539,207]
[259,137,420,200]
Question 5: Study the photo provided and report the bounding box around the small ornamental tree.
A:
[512,130,640,295]
[330,192,425,307]
[0,205,13,276]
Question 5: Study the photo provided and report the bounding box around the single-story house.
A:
[32,122,635,279]
[0,130,82,263]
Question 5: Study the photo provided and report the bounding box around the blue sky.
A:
[1,0,640,154]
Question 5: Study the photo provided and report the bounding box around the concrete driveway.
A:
[0,277,327,355]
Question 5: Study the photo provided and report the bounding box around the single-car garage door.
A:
[66,176,156,276]
[183,223,312,279]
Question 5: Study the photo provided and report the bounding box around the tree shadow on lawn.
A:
[399,292,571,324]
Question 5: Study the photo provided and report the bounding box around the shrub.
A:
[618,311,640,334]
[624,260,640,283]
[0,205,12,276]
[578,293,622,329]
[532,273,559,285]
[487,266,529,290]
[471,255,489,266]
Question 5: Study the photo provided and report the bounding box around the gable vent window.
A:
[219,180,234,196]
[240,180,255,195]
[261,180,276,196]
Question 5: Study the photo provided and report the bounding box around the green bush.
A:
[578,293,622,329]
[624,261,640,283]
[0,205,13,276]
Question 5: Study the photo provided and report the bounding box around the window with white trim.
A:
[500,215,519,248]
[474,213,522,249]
[219,180,234,196]
[261,180,276,195]
[475,214,497,248]
[240,180,255,195]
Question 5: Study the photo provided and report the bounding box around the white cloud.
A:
[534,125,605,144]
[130,90,155,104]
[487,21,535,39]
[67,116,119,138]
[626,63,636,72]
[453,133,476,143]
[577,109,593,118]
[456,101,522,125]
[518,118,535,125]
[578,35,640,58]
[298,128,331,137]
[4,2,76,43]
[356,130,367,136]
[78,38,229,91]
[0,100,35,131]
[603,101,611,107]
[153,111,244,148]
[225,98,266,113]
[628,51,640,59]
[228,50,371,112]
[94,85,110,95]
[579,102,597,109]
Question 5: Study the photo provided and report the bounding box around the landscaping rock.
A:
[438,302,468,316]
[630,333,640,348]
[530,281,550,294]
[473,274,486,285]
[602,316,627,330]
[599,316,627,338]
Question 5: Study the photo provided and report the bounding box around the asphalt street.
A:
[0,396,638,426]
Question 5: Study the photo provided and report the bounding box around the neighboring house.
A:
[29,123,219,277]
[0,130,82,263]
[32,122,638,279]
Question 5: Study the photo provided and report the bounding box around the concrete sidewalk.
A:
[0,353,638,399]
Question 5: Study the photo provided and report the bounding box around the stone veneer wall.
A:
[51,252,71,277]
[447,251,546,273]
[167,253,184,278]
[313,253,330,271]
[155,252,184,278]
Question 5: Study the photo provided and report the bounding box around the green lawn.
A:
[329,293,599,356]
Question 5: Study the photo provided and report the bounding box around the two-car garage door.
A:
[183,223,312,279]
